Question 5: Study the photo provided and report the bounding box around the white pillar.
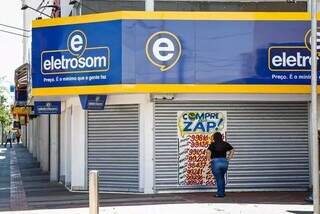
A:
[140,95,155,193]
[27,121,32,152]
[66,107,72,186]
[39,115,49,172]
[145,0,154,11]
[21,125,27,146]
[50,115,59,181]
[60,110,67,183]
[71,105,86,190]
[36,117,41,160]
[33,118,39,159]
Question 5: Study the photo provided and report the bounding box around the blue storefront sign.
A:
[15,90,27,106]
[34,101,61,114]
[32,12,320,95]
[79,95,107,110]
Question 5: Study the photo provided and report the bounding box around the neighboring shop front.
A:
[31,12,314,193]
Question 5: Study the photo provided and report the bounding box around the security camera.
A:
[151,94,175,101]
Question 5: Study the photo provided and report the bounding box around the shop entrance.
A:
[154,101,309,192]
[87,104,140,192]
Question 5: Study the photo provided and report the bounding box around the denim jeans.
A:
[211,158,229,196]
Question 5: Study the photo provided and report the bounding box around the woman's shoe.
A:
[214,194,225,198]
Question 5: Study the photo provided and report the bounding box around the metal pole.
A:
[48,115,51,172]
[311,0,319,212]
[89,170,99,214]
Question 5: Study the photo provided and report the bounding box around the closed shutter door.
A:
[88,104,140,192]
[154,101,309,191]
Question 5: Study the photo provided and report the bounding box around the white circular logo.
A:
[67,30,87,57]
[146,31,182,72]
[304,28,320,55]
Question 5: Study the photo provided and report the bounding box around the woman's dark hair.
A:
[213,132,223,143]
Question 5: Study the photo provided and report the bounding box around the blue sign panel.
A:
[122,20,317,85]
[34,101,61,114]
[15,90,27,106]
[31,12,320,95]
[32,21,122,88]
[79,95,107,110]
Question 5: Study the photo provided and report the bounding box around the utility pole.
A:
[311,0,319,212]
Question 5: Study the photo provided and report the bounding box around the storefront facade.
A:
[31,11,315,193]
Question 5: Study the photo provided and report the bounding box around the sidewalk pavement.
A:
[0,203,313,214]
[0,143,314,213]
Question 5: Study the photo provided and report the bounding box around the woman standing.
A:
[206,132,234,197]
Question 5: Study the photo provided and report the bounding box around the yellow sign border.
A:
[32,84,316,96]
[32,11,316,29]
[32,11,320,96]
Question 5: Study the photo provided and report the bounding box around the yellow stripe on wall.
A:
[31,84,315,96]
[32,11,314,28]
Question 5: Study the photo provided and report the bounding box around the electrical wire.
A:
[0,24,30,33]
[36,0,46,10]
[0,29,29,38]
[40,1,50,13]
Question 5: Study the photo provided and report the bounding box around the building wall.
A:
[60,0,73,16]
[81,0,307,14]
[28,0,320,193]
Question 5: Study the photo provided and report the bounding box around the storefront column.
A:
[60,107,67,183]
[140,96,155,193]
[50,115,59,181]
[27,120,32,152]
[33,117,39,159]
[39,115,49,172]
[71,103,86,190]
[21,125,27,147]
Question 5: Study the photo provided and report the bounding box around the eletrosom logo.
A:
[41,30,110,75]
[268,28,320,72]
[145,31,182,72]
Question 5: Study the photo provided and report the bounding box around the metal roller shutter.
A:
[88,104,140,192]
[154,101,309,192]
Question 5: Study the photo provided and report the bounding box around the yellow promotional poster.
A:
[177,111,227,186]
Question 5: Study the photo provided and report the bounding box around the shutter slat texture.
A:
[154,101,309,191]
[88,104,140,192]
